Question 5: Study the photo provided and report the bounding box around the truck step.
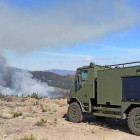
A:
[93,112,121,119]
[93,106,121,112]
[83,103,89,112]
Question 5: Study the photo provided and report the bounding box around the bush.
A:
[0,93,5,98]
[35,118,47,126]
[41,118,47,123]
[31,93,39,100]
[26,95,31,98]
[54,118,57,123]
[12,112,22,118]
[42,108,47,112]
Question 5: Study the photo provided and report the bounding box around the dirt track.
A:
[0,97,139,140]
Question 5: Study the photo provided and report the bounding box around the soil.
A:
[0,97,139,140]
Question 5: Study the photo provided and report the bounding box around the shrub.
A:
[12,112,22,118]
[41,118,47,123]
[31,93,39,100]
[26,95,31,98]
[42,108,47,112]
[54,118,57,123]
[0,93,5,98]
[35,118,47,126]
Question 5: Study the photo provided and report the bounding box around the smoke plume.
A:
[0,55,54,97]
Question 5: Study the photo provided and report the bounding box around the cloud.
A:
[96,43,140,52]
[72,56,109,62]
[36,51,93,58]
[85,57,91,61]
[0,0,139,52]
[92,43,140,56]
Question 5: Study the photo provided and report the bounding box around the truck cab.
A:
[67,61,140,136]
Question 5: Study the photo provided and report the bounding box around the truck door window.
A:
[75,73,81,92]
[81,70,88,82]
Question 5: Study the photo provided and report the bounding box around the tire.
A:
[128,107,140,135]
[68,102,84,123]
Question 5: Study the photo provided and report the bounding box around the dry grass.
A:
[33,102,39,106]
[35,118,47,126]
[15,134,36,140]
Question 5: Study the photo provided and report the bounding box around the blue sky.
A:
[1,0,140,70]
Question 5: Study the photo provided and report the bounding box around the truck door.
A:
[75,69,90,107]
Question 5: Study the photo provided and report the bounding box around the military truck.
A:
[67,61,140,135]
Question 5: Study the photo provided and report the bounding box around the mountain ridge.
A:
[44,69,76,76]
[8,67,75,90]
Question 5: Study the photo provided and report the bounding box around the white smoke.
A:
[0,55,54,97]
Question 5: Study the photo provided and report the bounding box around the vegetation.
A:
[33,102,39,106]
[54,118,57,123]
[15,134,36,140]
[12,112,22,118]
[0,93,6,98]
[31,93,39,100]
[42,108,47,112]
[35,118,47,126]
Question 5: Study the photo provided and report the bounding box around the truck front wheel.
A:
[68,102,83,123]
[128,107,140,135]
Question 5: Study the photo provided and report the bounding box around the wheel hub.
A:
[133,115,140,130]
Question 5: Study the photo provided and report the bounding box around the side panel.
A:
[97,68,122,105]
[97,65,140,106]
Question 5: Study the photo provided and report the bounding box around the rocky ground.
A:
[0,96,139,140]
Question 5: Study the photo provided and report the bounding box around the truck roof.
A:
[77,61,140,71]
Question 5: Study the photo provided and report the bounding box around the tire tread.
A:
[67,102,83,123]
[128,107,140,136]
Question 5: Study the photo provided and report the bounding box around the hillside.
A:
[31,71,75,90]
[44,69,76,76]
[8,67,75,90]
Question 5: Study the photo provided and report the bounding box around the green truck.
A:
[67,61,140,135]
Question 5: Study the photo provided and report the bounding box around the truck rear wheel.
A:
[68,102,83,123]
[128,107,140,135]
